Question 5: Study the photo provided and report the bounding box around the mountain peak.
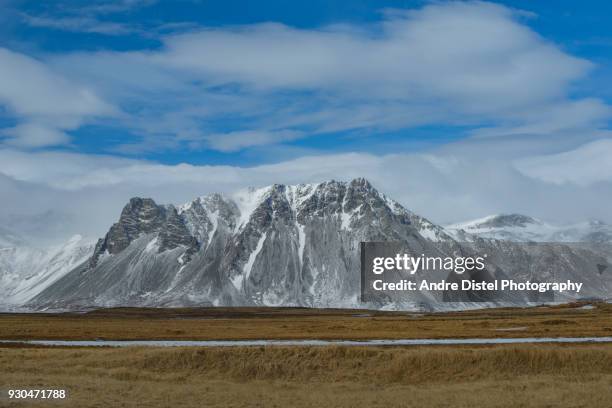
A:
[29,177,451,310]
[479,214,540,228]
[349,177,373,189]
[450,213,541,231]
[445,214,612,244]
[90,195,198,267]
[588,219,608,228]
[90,178,418,267]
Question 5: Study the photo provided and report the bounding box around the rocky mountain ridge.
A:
[28,178,462,310]
[1,178,609,311]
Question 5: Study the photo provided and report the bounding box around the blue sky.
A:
[1,0,611,165]
[1,0,612,240]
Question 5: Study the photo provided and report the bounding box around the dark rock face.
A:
[90,198,198,267]
[106,198,165,252]
[158,207,199,257]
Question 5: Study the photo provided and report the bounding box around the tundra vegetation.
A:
[1,303,611,407]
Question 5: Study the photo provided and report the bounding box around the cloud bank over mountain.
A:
[1,136,611,246]
[0,1,610,243]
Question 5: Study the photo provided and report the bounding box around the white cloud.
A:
[19,1,168,37]
[80,0,158,15]
[197,130,305,152]
[0,48,113,118]
[22,14,135,35]
[2,123,71,148]
[472,99,612,137]
[41,1,610,152]
[516,138,612,186]
[1,135,611,245]
[0,1,610,243]
[158,2,585,108]
[0,48,115,147]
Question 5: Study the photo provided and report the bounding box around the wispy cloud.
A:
[2,1,611,158]
[19,0,159,36]
[21,14,135,35]
[516,136,612,186]
[78,0,158,15]
[33,1,608,154]
[0,48,115,147]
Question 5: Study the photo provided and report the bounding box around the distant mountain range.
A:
[1,178,610,311]
[446,214,612,243]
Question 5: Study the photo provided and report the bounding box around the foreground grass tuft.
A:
[2,344,612,407]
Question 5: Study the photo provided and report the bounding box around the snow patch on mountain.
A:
[285,183,317,212]
[297,224,306,268]
[244,232,267,280]
[340,205,360,230]
[144,237,160,253]
[233,186,273,230]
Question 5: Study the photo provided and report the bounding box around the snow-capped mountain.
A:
[0,234,95,310]
[25,179,612,311]
[30,179,452,309]
[447,214,612,243]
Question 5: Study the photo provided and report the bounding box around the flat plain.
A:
[1,302,612,407]
[1,301,611,341]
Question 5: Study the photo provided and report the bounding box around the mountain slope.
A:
[30,179,462,309]
[27,180,612,311]
[0,235,95,309]
[447,214,612,243]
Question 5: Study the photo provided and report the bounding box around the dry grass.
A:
[1,302,611,341]
[1,344,612,407]
[2,303,611,407]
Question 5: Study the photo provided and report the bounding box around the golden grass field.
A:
[0,301,611,341]
[1,302,612,407]
[1,344,612,407]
